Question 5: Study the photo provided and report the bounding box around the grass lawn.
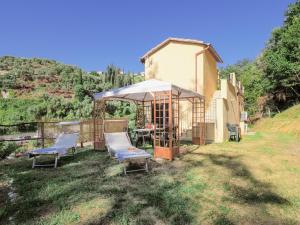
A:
[1,131,300,225]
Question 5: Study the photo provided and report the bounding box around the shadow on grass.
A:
[213,215,235,225]
[187,151,295,225]
[1,150,110,224]
[92,158,195,225]
[1,149,195,225]
[190,152,290,206]
[1,146,295,225]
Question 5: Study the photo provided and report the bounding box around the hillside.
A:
[0,56,78,98]
[254,104,300,137]
[0,56,143,124]
[0,56,139,99]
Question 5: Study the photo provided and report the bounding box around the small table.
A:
[133,128,153,147]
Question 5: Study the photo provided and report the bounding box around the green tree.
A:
[74,84,86,101]
[219,59,267,116]
[261,0,300,110]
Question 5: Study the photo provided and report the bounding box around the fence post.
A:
[41,122,45,148]
[80,121,83,148]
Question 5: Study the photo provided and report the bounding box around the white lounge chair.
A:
[28,133,79,168]
[104,132,151,174]
[104,132,133,156]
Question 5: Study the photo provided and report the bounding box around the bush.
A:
[0,99,42,124]
[0,142,18,159]
[74,84,86,101]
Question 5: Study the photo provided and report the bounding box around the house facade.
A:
[141,37,245,143]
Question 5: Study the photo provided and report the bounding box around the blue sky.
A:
[0,0,295,72]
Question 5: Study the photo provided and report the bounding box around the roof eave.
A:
[140,37,223,64]
[208,46,223,63]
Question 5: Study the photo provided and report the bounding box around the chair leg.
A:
[145,159,149,173]
[54,156,58,168]
[32,157,36,169]
[142,136,145,147]
[123,165,127,175]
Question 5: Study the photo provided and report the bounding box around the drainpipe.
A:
[195,45,210,93]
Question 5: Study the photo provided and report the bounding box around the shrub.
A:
[74,84,86,101]
[0,142,18,159]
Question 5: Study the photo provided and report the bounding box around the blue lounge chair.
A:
[104,132,151,175]
[28,133,79,168]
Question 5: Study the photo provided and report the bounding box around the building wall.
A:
[142,41,244,143]
[205,122,215,143]
[214,79,242,142]
[179,101,193,133]
[144,42,219,101]
[144,42,206,132]
[144,42,205,92]
[215,98,228,143]
[203,51,218,109]
[144,42,220,134]
[226,82,240,124]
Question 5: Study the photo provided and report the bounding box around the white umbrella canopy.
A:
[93,79,203,102]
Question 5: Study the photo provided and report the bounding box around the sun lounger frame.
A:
[31,147,76,168]
[29,133,78,168]
[104,132,151,175]
[120,157,150,175]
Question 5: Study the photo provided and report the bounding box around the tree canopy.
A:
[260,0,300,109]
[219,59,267,116]
[221,0,300,117]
